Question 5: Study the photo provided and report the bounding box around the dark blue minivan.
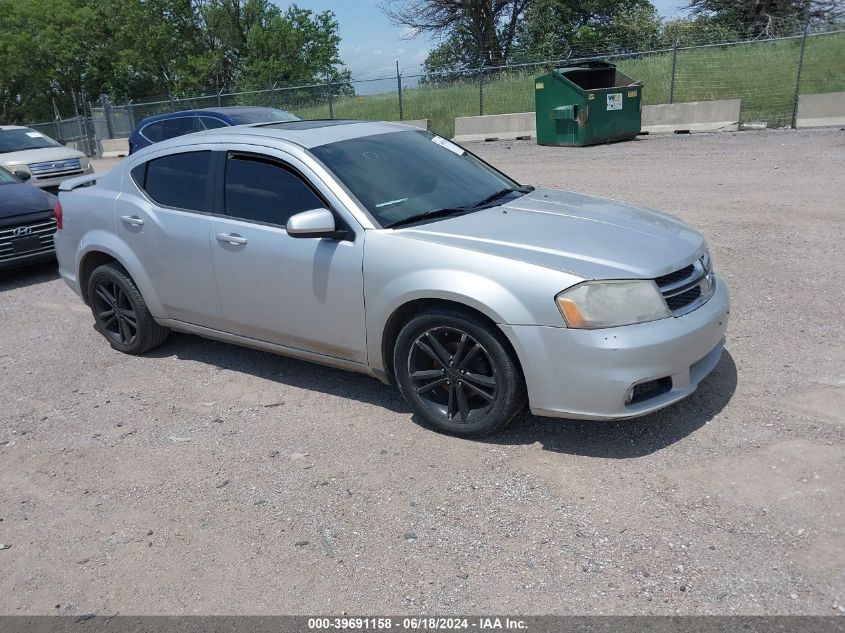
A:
[128,106,300,154]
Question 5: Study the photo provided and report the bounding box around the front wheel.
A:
[393,308,526,437]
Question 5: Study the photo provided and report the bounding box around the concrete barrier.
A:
[640,99,741,134]
[451,99,741,142]
[402,119,429,131]
[796,92,845,128]
[100,138,130,158]
[453,112,535,142]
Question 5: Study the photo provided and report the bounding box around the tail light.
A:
[54,199,63,229]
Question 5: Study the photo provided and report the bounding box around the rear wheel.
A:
[394,308,525,437]
[88,262,168,355]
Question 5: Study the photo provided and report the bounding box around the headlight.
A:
[556,280,671,329]
[79,156,91,170]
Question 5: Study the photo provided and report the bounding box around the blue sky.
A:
[282,0,689,79]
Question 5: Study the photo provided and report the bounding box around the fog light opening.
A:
[626,377,673,406]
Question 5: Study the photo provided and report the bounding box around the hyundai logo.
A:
[13,226,33,236]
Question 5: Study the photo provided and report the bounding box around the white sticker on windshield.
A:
[431,135,465,156]
[26,132,45,138]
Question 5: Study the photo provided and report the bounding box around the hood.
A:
[0,182,55,219]
[0,145,86,167]
[395,187,705,280]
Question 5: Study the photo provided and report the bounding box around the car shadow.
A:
[147,332,410,414]
[481,350,738,458]
[0,261,59,291]
[150,331,736,458]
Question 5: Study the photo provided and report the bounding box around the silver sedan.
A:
[54,121,729,437]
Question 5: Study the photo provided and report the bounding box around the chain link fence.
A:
[26,27,845,153]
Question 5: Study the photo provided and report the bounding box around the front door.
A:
[208,150,367,364]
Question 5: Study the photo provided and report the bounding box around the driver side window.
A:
[223,154,326,226]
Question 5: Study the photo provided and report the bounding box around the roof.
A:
[148,119,421,151]
[0,125,30,131]
[136,106,296,126]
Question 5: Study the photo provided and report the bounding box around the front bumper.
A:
[0,247,55,271]
[501,274,730,420]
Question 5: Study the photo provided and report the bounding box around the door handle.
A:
[121,215,144,227]
[216,233,247,245]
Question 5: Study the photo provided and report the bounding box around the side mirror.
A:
[286,208,348,240]
[57,138,67,146]
[14,170,31,182]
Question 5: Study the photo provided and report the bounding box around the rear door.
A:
[207,148,367,363]
[117,147,226,328]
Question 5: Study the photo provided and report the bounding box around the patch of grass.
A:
[297,32,845,136]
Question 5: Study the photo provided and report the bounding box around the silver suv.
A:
[0,126,93,190]
[54,121,729,437]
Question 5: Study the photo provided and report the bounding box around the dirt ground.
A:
[1,129,843,616]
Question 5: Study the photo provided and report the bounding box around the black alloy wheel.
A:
[87,262,169,355]
[408,326,498,424]
[394,308,526,437]
[91,277,138,347]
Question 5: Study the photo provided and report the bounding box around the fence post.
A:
[89,100,101,157]
[269,82,276,108]
[326,74,334,119]
[478,66,484,116]
[101,95,114,139]
[396,61,404,121]
[791,8,811,129]
[669,35,679,104]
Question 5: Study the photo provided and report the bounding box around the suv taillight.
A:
[54,200,63,229]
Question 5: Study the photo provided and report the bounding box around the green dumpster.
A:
[535,62,642,146]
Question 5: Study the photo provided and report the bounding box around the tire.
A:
[393,307,526,437]
[87,262,169,355]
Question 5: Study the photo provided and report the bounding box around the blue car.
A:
[128,106,300,154]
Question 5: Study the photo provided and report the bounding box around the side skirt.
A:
[157,318,377,378]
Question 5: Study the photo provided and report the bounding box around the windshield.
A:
[309,130,520,227]
[224,109,300,124]
[0,128,61,154]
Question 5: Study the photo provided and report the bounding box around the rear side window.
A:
[160,116,199,140]
[199,116,227,130]
[140,121,165,143]
[137,151,211,211]
[224,155,324,225]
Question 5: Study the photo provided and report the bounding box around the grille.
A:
[0,217,57,263]
[665,285,702,311]
[654,264,695,287]
[630,377,672,405]
[654,256,713,315]
[28,158,83,180]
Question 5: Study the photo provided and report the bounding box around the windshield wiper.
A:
[384,206,473,229]
[471,185,534,209]
[383,185,535,229]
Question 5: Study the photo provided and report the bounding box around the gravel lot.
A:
[1,129,843,616]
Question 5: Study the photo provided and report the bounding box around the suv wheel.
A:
[88,262,169,355]
[394,308,526,437]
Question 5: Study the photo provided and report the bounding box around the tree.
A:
[512,0,661,61]
[686,0,844,37]
[240,6,351,90]
[381,0,533,70]
[0,0,350,124]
